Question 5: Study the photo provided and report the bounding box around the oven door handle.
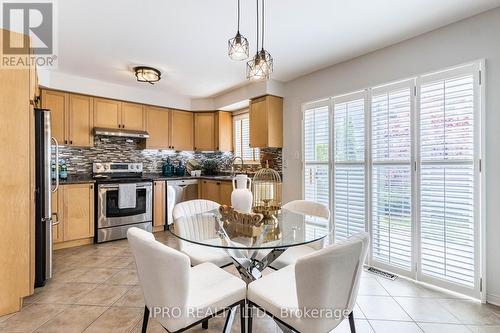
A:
[98,184,152,190]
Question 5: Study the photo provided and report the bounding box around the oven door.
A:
[97,182,152,228]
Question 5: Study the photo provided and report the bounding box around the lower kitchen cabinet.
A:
[153,180,166,231]
[200,180,233,206]
[53,183,95,249]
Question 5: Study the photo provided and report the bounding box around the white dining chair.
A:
[127,227,247,333]
[269,200,331,270]
[172,199,233,268]
[247,232,369,333]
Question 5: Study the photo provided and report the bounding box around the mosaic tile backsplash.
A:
[55,136,282,175]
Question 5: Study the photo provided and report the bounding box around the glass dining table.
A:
[169,208,331,283]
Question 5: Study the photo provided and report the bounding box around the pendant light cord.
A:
[237,0,240,32]
[261,0,265,50]
[256,0,259,52]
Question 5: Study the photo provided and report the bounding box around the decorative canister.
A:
[231,174,253,213]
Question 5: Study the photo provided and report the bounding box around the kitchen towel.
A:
[118,183,137,209]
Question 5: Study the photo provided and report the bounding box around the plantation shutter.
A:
[371,81,413,271]
[419,68,477,289]
[303,103,329,206]
[333,93,366,241]
[233,114,259,162]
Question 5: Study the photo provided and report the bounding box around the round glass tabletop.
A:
[169,208,331,250]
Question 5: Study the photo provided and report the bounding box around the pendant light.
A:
[228,0,249,61]
[246,0,273,80]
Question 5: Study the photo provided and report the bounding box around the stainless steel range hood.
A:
[94,127,150,139]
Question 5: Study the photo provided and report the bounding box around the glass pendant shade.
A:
[134,66,161,84]
[228,31,249,61]
[246,49,273,80]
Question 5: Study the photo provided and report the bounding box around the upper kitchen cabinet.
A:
[194,112,215,151]
[121,102,145,130]
[194,111,233,152]
[249,95,283,148]
[93,98,121,129]
[146,106,170,149]
[215,111,233,152]
[41,89,94,147]
[41,89,66,144]
[170,110,194,151]
[68,94,93,147]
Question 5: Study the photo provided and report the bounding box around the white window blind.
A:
[303,104,329,206]
[371,83,413,271]
[233,113,260,162]
[419,71,476,287]
[333,95,366,241]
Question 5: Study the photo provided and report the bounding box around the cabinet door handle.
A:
[122,124,125,129]
[194,147,197,150]
[90,184,93,189]
[64,140,68,144]
[70,140,73,144]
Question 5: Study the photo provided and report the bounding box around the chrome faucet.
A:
[231,156,244,175]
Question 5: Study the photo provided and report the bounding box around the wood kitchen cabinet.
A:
[41,89,66,145]
[62,184,94,242]
[41,89,94,147]
[121,102,145,130]
[68,94,93,146]
[0,29,36,315]
[200,180,233,206]
[51,191,63,243]
[170,110,194,151]
[219,181,233,206]
[153,180,166,231]
[146,106,170,149]
[249,95,283,148]
[194,111,233,152]
[194,112,215,151]
[215,111,233,152]
[93,98,121,129]
[53,183,95,249]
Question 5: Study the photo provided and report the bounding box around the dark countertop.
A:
[53,174,96,185]
[53,173,242,185]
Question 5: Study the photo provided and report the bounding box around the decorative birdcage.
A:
[252,162,282,222]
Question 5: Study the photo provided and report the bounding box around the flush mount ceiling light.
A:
[228,0,249,61]
[246,0,273,80]
[133,66,161,84]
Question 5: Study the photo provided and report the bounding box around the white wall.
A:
[282,7,500,303]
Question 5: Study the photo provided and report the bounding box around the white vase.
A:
[231,174,253,213]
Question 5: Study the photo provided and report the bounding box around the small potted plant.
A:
[202,159,219,176]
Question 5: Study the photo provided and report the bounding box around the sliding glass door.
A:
[302,62,483,298]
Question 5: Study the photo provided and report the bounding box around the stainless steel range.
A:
[93,162,152,243]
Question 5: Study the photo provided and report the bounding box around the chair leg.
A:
[202,319,208,329]
[247,303,253,333]
[348,311,356,333]
[142,306,149,333]
[240,301,246,333]
[223,305,237,333]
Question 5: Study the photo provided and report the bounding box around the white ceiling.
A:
[54,0,500,98]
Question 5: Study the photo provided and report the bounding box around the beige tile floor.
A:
[1,230,500,333]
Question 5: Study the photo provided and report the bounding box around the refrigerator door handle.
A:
[51,137,59,193]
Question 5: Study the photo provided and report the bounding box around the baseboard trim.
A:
[487,293,500,306]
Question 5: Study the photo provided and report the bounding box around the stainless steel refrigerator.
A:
[34,108,59,287]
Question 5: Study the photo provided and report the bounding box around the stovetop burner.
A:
[92,162,151,183]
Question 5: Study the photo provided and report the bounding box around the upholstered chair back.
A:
[172,200,221,250]
[127,227,190,329]
[294,232,369,332]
